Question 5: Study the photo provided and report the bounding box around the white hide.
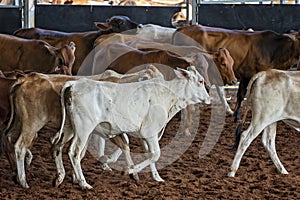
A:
[228,69,300,177]
[136,24,176,43]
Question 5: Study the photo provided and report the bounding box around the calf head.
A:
[171,11,190,28]
[95,16,140,34]
[174,66,210,105]
[45,41,76,75]
[209,48,237,85]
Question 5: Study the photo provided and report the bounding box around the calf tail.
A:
[232,71,264,150]
[51,81,74,146]
[245,72,265,101]
[0,78,25,154]
[4,79,24,133]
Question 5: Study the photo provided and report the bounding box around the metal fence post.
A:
[23,0,29,27]
[192,0,197,24]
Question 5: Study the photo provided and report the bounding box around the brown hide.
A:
[0,71,34,131]
[14,28,97,75]
[0,77,18,131]
[173,25,300,122]
[174,25,300,79]
[0,34,75,75]
[95,34,236,85]
[14,16,140,75]
[107,49,191,80]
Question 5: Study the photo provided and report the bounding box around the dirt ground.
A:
[0,89,299,199]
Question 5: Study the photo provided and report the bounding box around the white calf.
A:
[51,65,164,187]
[228,69,300,177]
[55,66,210,189]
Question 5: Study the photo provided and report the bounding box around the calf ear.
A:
[175,68,191,79]
[205,52,216,61]
[95,22,111,31]
[44,43,57,56]
[69,41,76,52]
[187,66,197,74]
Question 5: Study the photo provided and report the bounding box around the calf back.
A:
[14,28,99,75]
[0,34,75,75]
[174,25,300,79]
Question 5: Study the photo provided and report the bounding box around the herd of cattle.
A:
[0,14,300,190]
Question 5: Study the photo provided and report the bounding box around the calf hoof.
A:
[227,171,236,177]
[184,129,191,137]
[130,173,139,181]
[99,155,109,164]
[72,173,78,184]
[20,181,30,189]
[53,176,64,187]
[227,167,237,177]
[80,182,93,190]
[153,176,164,182]
[100,163,112,171]
[226,109,234,116]
[279,169,289,175]
[152,173,164,182]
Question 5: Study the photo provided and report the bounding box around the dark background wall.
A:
[35,5,181,32]
[1,4,300,34]
[198,4,300,33]
[0,7,22,34]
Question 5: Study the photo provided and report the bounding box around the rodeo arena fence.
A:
[1,0,300,34]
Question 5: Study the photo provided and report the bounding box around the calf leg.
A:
[72,141,88,185]
[25,149,33,170]
[102,146,122,170]
[129,136,161,181]
[95,136,111,170]
[68,134,93,190]
[109,134,139,180]
[227,123,266,177]
[52,127,74,187]
[262,123,288,174]
[129,105,166,181]
[233,78,249,122]
[97,135,122,171]
[3,134,17,173]
[14,129,36,188]
[182,105,195,136]
[141,139,164,181]
[216,86,233,115]
[232,78,250,149]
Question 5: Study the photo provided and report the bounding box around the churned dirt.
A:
[0,89,299,199]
